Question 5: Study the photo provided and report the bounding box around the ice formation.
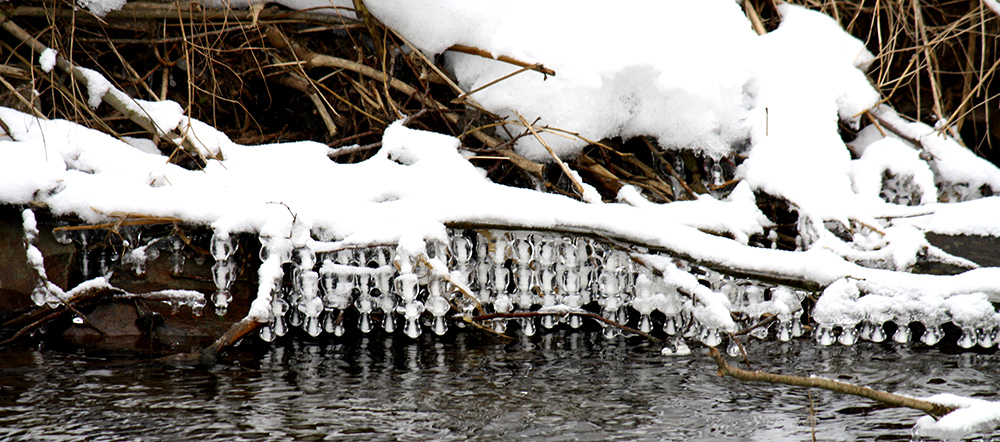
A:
[4,1,1000,439]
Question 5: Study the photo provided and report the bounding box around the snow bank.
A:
[5,1,1000,439]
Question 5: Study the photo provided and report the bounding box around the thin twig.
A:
[446,44,556,77]
[514,112,586,198]
[708,346,958,419]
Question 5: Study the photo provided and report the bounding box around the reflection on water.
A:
[0,331,998,441]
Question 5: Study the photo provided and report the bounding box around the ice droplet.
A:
[306,317,321,337]
[838,324,857,346]
[664,315,678,335]
[958,328,976,349]
[274,315,287,337]
[404,318,421,338]
[750,321,770,340]
[359,313,372,333]
[777,320,792,342]
[639,314,652,333]
[568,315,582,329]
[210,232,236,262]
[492,319,507,334]
[816,326,835,346]
[433,316,448,336]
[30,285,47,307]
[727,339,741,358]
[920,324,942,346]
[978,327,996,348]
[212,290,231,316]
[259,325,275,342]
[700,328,722,347]
[542,315,556,329]
[382,311,396,333]
[893,322,911,343]
[323,311,337,334]
[521,317,536,336]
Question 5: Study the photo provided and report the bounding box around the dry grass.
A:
[750,0,999,155]
[0,0,996,200]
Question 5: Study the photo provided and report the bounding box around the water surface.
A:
[1,331,998,441]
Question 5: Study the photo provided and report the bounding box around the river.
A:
[0,329,997,441]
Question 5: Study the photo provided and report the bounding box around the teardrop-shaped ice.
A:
[727,339,741,358]
[521,317,536,336]
[750,321,770,340]
[542,315,556,329]
[700,328,722,347]
[405,318,421,339]
[816,326,834,346]
[274,315,287,337]
[30,285,47,307]
[639,314,652,333]
[664,315,678,335]
[382,310,396,333]
[920,324,942,346]
[870,323,887,343]
[306,317,321,337]
[892,323,911,343]
[792,319,804,337]
[978,328,996,348]
[492,319,506,334]
[433,316,448,336]
[259,325,275,342]
[838,324,857,346]
[778,320,792,342]
[359,313,372,333]
[957,328,976,349]
[323,311,336,334]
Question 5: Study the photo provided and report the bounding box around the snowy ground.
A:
[3,0,1000,439]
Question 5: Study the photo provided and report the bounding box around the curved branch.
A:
[708,346,957,419]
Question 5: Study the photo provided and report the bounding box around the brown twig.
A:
[708,346,957,419]
[446,44,556,77]
[157,316,262,365]
[514,112,586,199]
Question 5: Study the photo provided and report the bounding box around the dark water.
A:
[1,331,998,442]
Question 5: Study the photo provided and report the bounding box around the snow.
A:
[4,0,1000,439]
[38,49,57,73]
[914,394,1000,442]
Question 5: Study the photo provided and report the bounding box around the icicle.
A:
[541,311,557,329]
[520,317,536,336]
[375,289,396,333]
[978,327,997,348]
[699,328,722,347]
[958,327,976,349]
[726,338,742,358]
[892,321,911,343]
[777,319,792,342]
[211,260,235,315]
[839,324,858,346]
[170,234,185,274]
[816,325,835,346]
[259,324,275,342]
[402,300,425,338]
[920,323,943,346]
[664,314,679,335]
[305,317,322,337]
[273,314,287,337]
[356,290,374,333]
[426,292,451,336]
